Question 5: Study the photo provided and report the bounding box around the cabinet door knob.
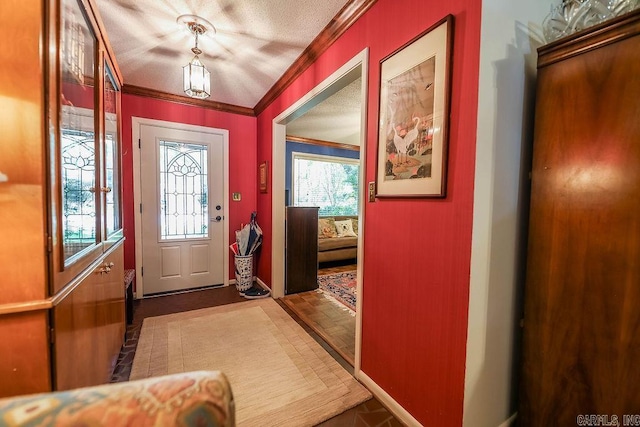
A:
[101,186,112,193]
[98,261,114,274]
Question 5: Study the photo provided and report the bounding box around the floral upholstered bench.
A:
[0,371,235,426]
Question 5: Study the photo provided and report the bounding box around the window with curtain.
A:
[292,152,359,216]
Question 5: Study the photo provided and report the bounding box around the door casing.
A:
[271,48,369,374]
[132,117,230,297]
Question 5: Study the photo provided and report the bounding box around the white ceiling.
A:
[97,0,363,144]
[96,0,351,109]
[287,77,362,146]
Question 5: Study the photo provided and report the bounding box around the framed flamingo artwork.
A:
[375,15,453,198]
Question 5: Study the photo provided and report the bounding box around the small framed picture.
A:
[259,161,268,193]
[376,15,454,198]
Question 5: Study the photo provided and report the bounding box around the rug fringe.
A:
[317,289,356,316]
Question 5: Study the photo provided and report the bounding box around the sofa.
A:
[317,215,358,264]
[0,371,234,426]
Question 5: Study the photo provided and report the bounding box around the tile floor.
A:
[111,284,403,426]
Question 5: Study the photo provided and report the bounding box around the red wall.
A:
[256,0,481,424]
[121,94,257,277]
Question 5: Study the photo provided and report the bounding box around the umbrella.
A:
[232,211,263,256]
[246,211,263,255]
[236,226,250,256]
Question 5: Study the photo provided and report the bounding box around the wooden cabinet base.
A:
[54,244,125,391]
[0,312,50,398]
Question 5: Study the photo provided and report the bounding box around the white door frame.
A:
[132,117,230,297]
[271,48,369,374]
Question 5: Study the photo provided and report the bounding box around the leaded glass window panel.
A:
[60,0,97,262]
[159,141,209,240]
[61,128,97,260]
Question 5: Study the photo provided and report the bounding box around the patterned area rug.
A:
[317,270,357,313]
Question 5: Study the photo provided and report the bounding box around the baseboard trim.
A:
[357,371,422,426]
[256,277,268,290]
[498,413,517,427]
[229,276,261,286]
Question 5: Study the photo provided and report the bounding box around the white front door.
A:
[139,123,226,295]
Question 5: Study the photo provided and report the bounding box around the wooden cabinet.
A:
[519,10,640,426]
[51,0,124,292]
[53,244,125,390]
[0,0,124,397]
[286,207,319,295]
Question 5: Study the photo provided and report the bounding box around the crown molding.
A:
[253,0,377,115]
[286,135,360,151]
[121,0,377,118]
[122,84,256,117]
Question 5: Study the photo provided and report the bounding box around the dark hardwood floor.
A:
[281,263,357,365]
[111,281,402,427]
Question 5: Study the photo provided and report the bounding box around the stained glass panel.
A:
[61,129,97,259]
[60,0,97,262]
[159,141,209,240]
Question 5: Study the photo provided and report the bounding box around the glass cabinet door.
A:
[60,0,98,263]
[103,60,122,242]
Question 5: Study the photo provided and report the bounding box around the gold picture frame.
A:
[259,161,268,193]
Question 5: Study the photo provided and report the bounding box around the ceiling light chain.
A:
[182,19,211,99]
[191,23,202,55]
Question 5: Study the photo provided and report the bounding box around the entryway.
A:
[272,49,368,370]
[132,118,230,296]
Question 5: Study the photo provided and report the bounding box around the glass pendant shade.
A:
[183,54,210,99]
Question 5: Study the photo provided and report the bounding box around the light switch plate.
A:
[368,182,376,202]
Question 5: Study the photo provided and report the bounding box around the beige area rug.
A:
[130,298,371,426]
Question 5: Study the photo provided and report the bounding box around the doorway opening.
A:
[271,49,368,371]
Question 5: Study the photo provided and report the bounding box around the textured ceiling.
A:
[287,77,362,145]
[96,0,350,108]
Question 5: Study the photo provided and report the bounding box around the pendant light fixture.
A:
[178,15,214,99]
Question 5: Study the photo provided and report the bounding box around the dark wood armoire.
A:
[285,207,319,295]
[519,10,640,426]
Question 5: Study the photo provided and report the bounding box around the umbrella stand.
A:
[234,254,253,292]
[231,211,268,298]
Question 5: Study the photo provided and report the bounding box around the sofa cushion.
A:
[319,247,357,263]
[318,236,358,252]
[318,218,337,238]
[335,219,357,237]
[0,371,235,427]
